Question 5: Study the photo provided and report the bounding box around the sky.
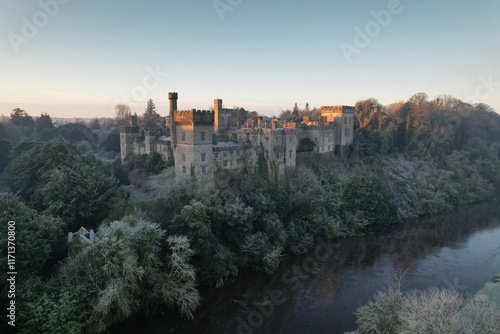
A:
[0,0,499,119]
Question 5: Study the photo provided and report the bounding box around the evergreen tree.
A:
[35,112,56,138]
[292,103,299,119]
[143,99,159,129]
[10,108,35,128]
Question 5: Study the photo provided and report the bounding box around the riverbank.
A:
[111,196,500,334]
[478,270,500,307]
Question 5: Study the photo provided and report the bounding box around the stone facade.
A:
[120,93,355,180]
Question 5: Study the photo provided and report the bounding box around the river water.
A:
[114,198,500,334]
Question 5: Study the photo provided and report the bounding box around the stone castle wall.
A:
[120,93,355,180]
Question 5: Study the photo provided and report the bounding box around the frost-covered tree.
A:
[171,200,238,285]
[90,216,199,332]
[0,194,65,296]
[4,141,117,226]
[241,231,283,274]
[351,280,500,334]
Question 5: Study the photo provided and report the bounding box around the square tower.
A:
[320,106,355,148]
[173,109,215,178]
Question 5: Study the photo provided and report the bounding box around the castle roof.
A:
[158,136,171,142]
[214,142,244,148]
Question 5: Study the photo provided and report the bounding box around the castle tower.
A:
[144,129,156,154]
[130,113,138,127]
[169,92,178,149]
[214,99,222,133]
[174,109,215,178]
[320,105,355,154]
[120,125,139,162]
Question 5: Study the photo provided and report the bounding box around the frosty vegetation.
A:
[347,279,500,334]
[1,94,500,333]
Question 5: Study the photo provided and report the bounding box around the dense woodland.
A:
[1,93,500,333]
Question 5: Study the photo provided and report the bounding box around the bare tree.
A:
[115,104,131,123]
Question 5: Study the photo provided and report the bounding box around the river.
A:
[113,197,500,334]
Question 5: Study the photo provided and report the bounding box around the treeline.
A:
[1,109,123,167]
[0,93,499,333]
[348,93,500,215]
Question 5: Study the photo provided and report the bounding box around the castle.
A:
[120,93,354,180]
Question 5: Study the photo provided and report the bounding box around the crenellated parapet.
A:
[174,109,215,125]
[320,105,355,114]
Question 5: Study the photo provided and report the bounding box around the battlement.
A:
[320,105,355,114]
[174,109,215,125]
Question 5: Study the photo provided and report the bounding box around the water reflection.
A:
[113,198,500,334]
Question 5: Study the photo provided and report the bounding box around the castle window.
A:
[201,166,206,174]
[289,150,292,159]
[200,131,206,141]
[215,153,218,159]
[182,153,186,162]
[344,118,347,124]
[181,132,186,141]
[223,160,228,167]
[182,166,186,174]
[223,152,227,158]
[201,153,206,162]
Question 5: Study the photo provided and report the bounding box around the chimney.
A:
[258,116,263,129]
[212,133,217,145]
[271,119,277,130]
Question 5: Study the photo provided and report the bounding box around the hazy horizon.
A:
[1,0,499,118]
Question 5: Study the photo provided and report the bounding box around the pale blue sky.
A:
[1,0,499,118]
